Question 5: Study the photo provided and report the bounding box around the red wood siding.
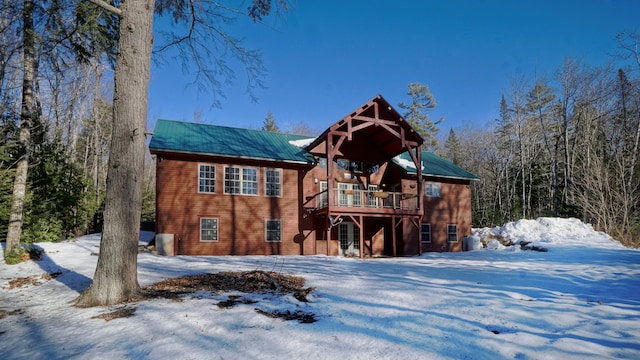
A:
[421,179,472,252]
[156,156,313,255]
[155,155,474,256]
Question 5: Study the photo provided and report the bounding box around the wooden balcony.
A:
[312,188,421,216]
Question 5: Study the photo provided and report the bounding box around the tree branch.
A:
[87,0,122,16]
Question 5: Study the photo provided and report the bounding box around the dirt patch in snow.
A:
[4,271,62,289]
[143,270,314,302]
[92,306,136,322]
[0,308,24,320]
[141,270,317,323]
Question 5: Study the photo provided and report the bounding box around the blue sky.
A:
[147,0,640,136]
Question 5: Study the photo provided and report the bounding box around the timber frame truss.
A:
[307,95,425,258]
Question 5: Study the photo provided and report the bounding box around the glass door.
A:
[338,222,360,256]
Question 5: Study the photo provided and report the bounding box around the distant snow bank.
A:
[470,217,624,251]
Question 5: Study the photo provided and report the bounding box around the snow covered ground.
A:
[1,217,639,359]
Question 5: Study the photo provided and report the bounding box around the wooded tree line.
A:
[439,34,640,247]
[0,1,154,253]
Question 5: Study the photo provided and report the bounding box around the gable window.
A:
[265,220,281,242]
[350,161,363,173]
[421,223,431,243]
[447,224,458,243]
[200,218,219,242]
[198,164,216,193]
[265,168,282,197]
[318,157,327,169]
[425,182,441,197]
[337,159,350,170]
[225,166,258,195]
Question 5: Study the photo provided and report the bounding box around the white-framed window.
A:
[265,220,281,242]
[447,224,458,243]
[425,182,441,197]
[421,223,431,243]
[367,184,379,207]
[265,168,282,197]
[338,183,363,207]
[319,181,328,207]
[224,166,258,195]
[224,167,240,194]
[198,164,216,193]
[200,217,219,242]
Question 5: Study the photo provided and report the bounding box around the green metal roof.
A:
[149,119,316,164]
[392,151,479,181]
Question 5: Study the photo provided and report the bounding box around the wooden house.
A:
[149,95,478,257]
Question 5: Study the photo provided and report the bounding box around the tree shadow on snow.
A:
[30,244,92,293]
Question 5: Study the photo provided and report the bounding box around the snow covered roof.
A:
[392,151,479,181]
[149,120,316,164]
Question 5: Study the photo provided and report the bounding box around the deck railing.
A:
[317,189,419,210]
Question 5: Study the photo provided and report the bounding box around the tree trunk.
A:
[5,0,35,255]
[75,0,155,307]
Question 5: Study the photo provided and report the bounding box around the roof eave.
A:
[399,167,479,181]
[149,148,314,166]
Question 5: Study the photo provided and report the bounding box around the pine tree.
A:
[262,112,279,132]
[398,82,443,150]
[444,129,462,165]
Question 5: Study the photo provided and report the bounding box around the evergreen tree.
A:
[443,129,462,165]
[262,112,279,132]
[398,82,443,151]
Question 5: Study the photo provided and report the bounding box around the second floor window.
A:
[199,164,216,193]
[425,182,441,197]
[265,168,281,197]
[225,166,258,195]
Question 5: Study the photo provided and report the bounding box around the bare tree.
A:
[5,0,35,258]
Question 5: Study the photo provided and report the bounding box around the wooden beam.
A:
[351,115,397,127]
[416,149,424,245]
[350,121,374,132]
[406,144,421,170]
[391,217,396,257]
[326,133,333,257]
[373,100,379,120]
[326,217,331,256]
[332,134,346,153]
[409,216,422,255]
[356,215,364,258]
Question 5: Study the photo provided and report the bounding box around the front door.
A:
[338,222,360,256]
